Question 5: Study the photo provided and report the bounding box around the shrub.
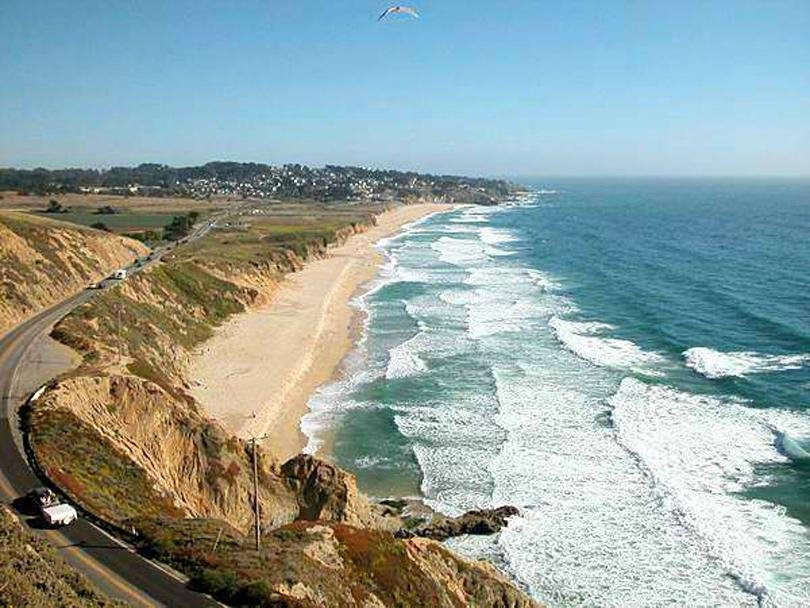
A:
[190,568,240,600]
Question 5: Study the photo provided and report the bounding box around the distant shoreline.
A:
[190,202,452,462]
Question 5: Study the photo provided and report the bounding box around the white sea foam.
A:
[385,333,429,379]
[450,215,487,224]
[301,388,380,455]
[304,200,810,607]
[549,317,663,370]
[431,236,488,266]
[609,377,810,605]
[526,269,560,292]
[683,347,810,379]
[485,362,758,607]
[479,226,519,246]
[395,393,505,515]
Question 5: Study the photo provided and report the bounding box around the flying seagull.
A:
[378,6,420,21]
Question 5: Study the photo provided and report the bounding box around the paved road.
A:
[0,221,221,607]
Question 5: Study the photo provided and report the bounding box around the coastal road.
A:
[0,220,222,607]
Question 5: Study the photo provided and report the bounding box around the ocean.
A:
[302,178,810,607]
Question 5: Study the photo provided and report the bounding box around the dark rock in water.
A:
[395,505,519,541]
[379,498,409,511]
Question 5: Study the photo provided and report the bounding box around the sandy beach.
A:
[190,203,450,462]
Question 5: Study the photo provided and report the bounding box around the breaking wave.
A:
[304,194,810,607]
[776,432,810,463]
[385,333,429,379]
[609,377,810,605]
[683,347,810,379]
[549,317,663,370]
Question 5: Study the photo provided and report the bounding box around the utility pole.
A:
[211,526,224,555]
[252,437,260,552]
[116,304,122,366]
[244,410,269,553]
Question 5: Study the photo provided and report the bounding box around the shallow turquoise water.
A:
[303,178,810,607]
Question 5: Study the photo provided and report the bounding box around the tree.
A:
[90,222,110,231]
[163,213,193,241]
[95,205,118,215]
[45,199,64,213]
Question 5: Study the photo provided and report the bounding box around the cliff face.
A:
[30,213,383,532]
[25,205,536,607]
[30,373,375,531]
[0,211,148,335]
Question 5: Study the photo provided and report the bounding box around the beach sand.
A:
[190,203,450,462]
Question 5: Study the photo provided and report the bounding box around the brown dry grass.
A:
[0,190,222,214]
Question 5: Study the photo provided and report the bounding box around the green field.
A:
[39,212,176,232]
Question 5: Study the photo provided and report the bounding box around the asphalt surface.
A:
[0,221,221,607]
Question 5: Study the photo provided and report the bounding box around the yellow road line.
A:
[0,306,159,607]
[44,529,159,608]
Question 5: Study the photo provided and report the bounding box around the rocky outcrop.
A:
[31,374,381,533]
[397,506,520,541]
[26,205,535,606]
[281,454,375,527]
[0,211,148,335]
[134,518,540,608]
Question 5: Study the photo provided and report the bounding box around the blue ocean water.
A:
[302,178,810,607]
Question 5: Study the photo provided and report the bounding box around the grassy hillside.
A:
[132,518,538,608]
[0,506,125,608]
[0,211,148,334]
[28,204,387,529]
[23,200,537,608]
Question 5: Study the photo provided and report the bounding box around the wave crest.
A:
[549,317,662,370]
[683,347,810,379]
[775,432,810,463]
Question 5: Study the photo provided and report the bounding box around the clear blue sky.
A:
[1,0,808,176]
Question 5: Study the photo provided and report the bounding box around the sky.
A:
[1,0,808,176]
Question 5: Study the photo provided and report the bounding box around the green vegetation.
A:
[44,199,68,213]
[163,211,200,240]
[53,261,251,376]
[38,208,202,240]
[0,506,125,607]
[26,406,184,524]
[130,518,531,608]
[0,162,515,202]
[36,211,177,233]
[125,228,163,243]
[176,203,380,271]
[30,203,390,532]
[0,210,149,334]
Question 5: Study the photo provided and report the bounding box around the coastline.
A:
[190,203,451,462]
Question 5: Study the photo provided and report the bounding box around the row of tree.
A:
[0,162,514,198]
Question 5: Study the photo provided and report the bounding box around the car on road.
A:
[87,281,103,290]
[112,269,127,280]
[27,487,78,527]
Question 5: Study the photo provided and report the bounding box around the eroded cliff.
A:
[0,211,148,335]
[30,209,384,532]
[24,204,536,607]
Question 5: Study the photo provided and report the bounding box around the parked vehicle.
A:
[113,269,127,280]
[87,281,103,290]
[27,487,78,527]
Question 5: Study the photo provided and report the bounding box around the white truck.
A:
[28,487,78,527]
[112,268,127,280]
